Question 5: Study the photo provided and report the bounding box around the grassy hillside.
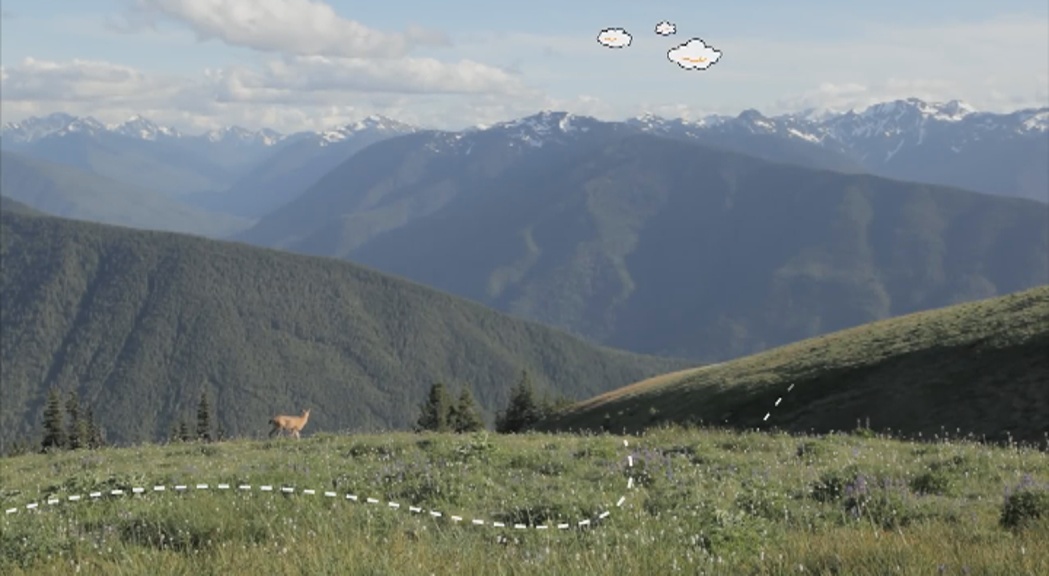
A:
[0,210,688,448]
[335,133,1048,361]
[540,286,1049,444]
[0,151,252,238]
[2,430,1047,574]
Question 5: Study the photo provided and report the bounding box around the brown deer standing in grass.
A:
[269,409,310,439]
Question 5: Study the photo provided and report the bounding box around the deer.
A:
[269,409,310,439]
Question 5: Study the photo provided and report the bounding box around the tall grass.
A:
[2,427,1046,575]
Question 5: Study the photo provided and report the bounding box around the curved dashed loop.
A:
[3,439,638,532]
[761,383,795,424]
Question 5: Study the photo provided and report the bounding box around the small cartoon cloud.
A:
[654,21,676,36]
[597,28,632,49]
[667,38,722,70]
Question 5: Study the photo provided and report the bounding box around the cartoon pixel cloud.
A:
[654,21,676,36]
[667,38,722,70]
[597,28,632,49]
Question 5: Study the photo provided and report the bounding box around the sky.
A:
[1,0,1047,134]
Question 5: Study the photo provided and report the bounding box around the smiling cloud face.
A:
[667,38,722,70]
[597,28,632,49]
[655,21,676,36]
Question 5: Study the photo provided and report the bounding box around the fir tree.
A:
[451,388,485,433]
[196,391,212,442]
[66,390,89,450]
[178,419,191,442]
[415,382,453,432]
[84,406,103,449]
[41,387,67,452]
[495,370,542,434]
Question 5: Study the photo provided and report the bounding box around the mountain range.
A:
[4,98,1046,210]
[233,118,1049,361]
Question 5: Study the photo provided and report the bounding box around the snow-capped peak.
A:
[484,110,597,147]
[0,112,108,142]
[855,98,976,122]
[110,115,181,140]
[494,110,582,133]
[318,115,419,144]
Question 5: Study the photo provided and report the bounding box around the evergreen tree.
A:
[66,390,88,450]
[495,370,542,434]
[178,419,191,442]
[196,391,212,442]
[451,388,485,433]
[41,387,67,452]
[84,406,103,449]
[415,382,453,432]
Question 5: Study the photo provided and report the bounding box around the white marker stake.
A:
[69,495,81,501]
[174,486,186,492]
[616,496,626,507]
[111,490,124,496]
[627,477,634,489]
[775,398,782,406]
[347,494,358,501]
[627,456,633,467]
[238,485,251,491]
[787,384,795,391]
[218,484,230,490]
[599,511,610,519]
[763,413,771,421]
[5,508,16,515]
[196,484,209,490]
[324,491,337,498]
[261,486,273,492]
[89,492,102,498]
[558,523,570,529]
[154,486,165,492]
[303,489,315,496]
[366,497,379,504]
[493,522,504,527]
[472,519,485,525]
[431,511,442,518]
[388,502,400,509]
[281,487,294,494]
[26,503,38,510]
[409,506,422,513]
[132,488,144,494]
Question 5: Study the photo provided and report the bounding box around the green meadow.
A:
[2,428,1047,575]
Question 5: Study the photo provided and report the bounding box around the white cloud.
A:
[667,38,722,71]
[596,28,631,49]
[0,55,536,133]
[255,55,528,96]
[654,21,676,37]
[0,58,189,104]
[132,0,449,57]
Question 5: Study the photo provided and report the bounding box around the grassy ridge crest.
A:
[542,285,1049,443]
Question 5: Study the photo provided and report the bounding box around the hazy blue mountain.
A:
[0,150,251,238]
[235,114,1049,361]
